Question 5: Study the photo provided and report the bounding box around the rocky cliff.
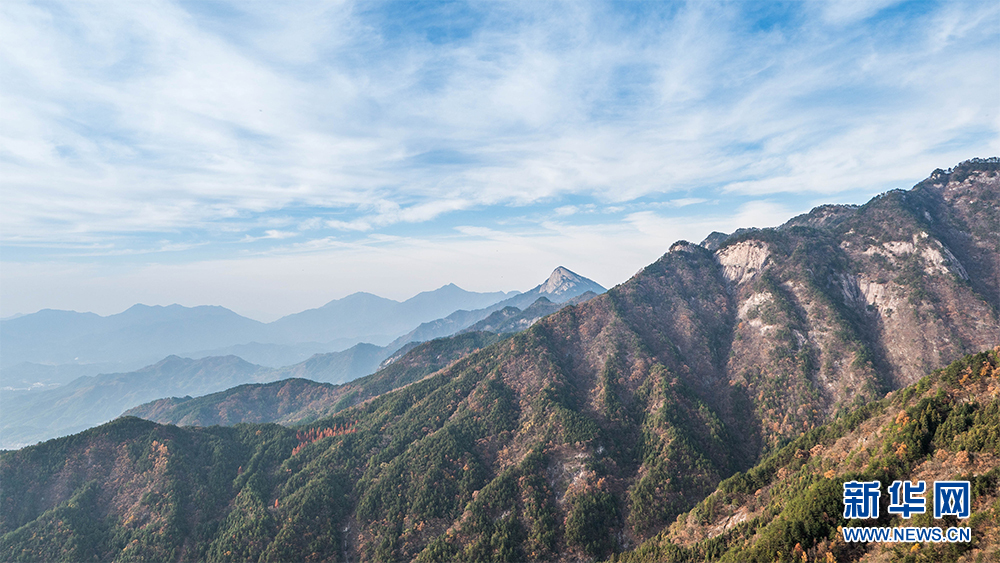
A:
[2,160,998,562]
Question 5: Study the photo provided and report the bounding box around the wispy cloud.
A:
[660,198,708,209]
[240,230,298,243]
[1,0,997,317]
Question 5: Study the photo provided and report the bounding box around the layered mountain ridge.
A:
[0,284,519,376]
[0,355,270,449]
[384,266,607,349]
[122,332,503,428]
[0,269,605,449]
[615,348,1000,563]
[1,159,998,562]
[0,330,507,449]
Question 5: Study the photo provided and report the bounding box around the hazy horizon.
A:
[1,278,528,323]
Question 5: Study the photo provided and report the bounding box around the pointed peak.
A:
[546,266,580,282]
[428,282,464,294]
[537,267,605,298]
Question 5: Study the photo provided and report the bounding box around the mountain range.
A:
[1,267,606,388]
[129,159,999,448]
[0,268,605,449]
[0,158,998,562]
[122,332,504,428]
[120,292,603,430]
[616,348,1000,562]
[0,284,518,379]
[0,355,269,449]
[385,267,607,350]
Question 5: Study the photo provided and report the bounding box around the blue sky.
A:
[1,0,998,321]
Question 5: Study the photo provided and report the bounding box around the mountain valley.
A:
[1,269,605,449]
[1,159,999,562]
[0,285,519,378]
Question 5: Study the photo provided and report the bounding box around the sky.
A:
[1,0,998,322]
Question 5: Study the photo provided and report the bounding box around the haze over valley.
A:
[2,161,1000,562]
[2,1,998,561]
[0,266,606,448]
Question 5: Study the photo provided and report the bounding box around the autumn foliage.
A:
[290,422,355,456]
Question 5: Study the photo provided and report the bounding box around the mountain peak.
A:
[536,266,606,299]
[539,266,579,293]
[320,292,394,308]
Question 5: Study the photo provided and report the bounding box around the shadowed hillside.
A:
[613,349,1000,563]
[124,332,504,427]
[1,160,998,562]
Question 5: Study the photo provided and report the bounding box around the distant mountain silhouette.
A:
[1,285,516,378]
[387,266,607,347]
[0,305,264,367]
[123,332,501,428]
[0,355,269,449]
[2,160,997,561]
[265,284,516,344]
[0,272,599,447]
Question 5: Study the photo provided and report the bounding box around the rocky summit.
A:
[1,159,998,562]
[536,266,607,299]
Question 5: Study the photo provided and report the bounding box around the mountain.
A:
[531,266,607,301]
[122,293,603,431]
[0,342,393,449]
[123,332,503,427]
[387,267,607,347]
[0,305,265,368]
[614,349,1000,563]
[1,360,147,391]
[0,355,271,450]
[183,339,369,368]
[271,343,391,384]
[264,284,516,344]
[460,292,600,335]
[2,334,499,448]
[0,159,997,561]
[3,344,995,563]
[0,285,515,387]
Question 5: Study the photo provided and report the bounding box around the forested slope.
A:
[613,349,1000,563]
[124,332,503,427]
[1,160,998,562]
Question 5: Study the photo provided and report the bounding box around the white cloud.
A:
[661,198,708,208]
[1,0,997,316]
[240,230,298,242]
[326,219,373,232]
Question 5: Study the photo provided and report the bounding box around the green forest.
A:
[2,162,999,562]
[2,349,998,562]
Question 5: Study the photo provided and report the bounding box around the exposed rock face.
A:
[620,350,1000,563]
[716,240,770,286]
[830,167,1000,388]
[2,160,998,563]
[709,159,999,410]
[537,266,607,298]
